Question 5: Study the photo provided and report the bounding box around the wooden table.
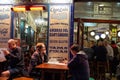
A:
[13,77,33,80]
[0,77,8,80]
[36,63,68,80]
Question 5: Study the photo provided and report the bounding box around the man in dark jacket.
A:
[68,44,90,80]
[1,39,24,80]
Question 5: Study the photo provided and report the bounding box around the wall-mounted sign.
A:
[0,5,11,48]
[48,5,71,61]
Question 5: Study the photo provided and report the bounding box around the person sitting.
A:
[28,43,48,77]
[1,39,24,80]
[67,44,90,80]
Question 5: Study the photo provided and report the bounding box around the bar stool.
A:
[96,61,107,80]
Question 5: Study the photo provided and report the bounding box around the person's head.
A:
[103,40,108,46]
[111,40,116,45]
[36,43,46,54]
[97,40,103,46]
[70,44,80,56]
[8,39,17,50]
[90,40,96,47]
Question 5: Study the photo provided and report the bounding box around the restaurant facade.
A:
[0,0,74,61]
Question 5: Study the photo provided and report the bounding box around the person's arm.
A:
[30,52,40,67]
[3,48,21,60]
[67,56,78,69]
[44,54,48,62]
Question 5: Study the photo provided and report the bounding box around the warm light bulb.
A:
[101,34,106,39]
[95,35,100,40]
[90,31,95,36]
[105,31,109,35]
[118,31,120,37]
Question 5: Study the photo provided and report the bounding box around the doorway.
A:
[74,18,120,48]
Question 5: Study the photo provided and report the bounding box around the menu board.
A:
[48,5,70,62]
[0,5,11,48]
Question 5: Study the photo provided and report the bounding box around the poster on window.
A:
[0,5,11,48]
[48,5,70,63]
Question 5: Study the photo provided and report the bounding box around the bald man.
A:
[1,39,24,80]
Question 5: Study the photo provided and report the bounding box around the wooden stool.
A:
[0,77,8,80]
[13,77,33,80]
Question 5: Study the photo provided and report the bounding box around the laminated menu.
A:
[0,48,6,62]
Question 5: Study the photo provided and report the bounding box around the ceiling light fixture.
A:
[118,31,120,37]
[95,35,100,40]
[105,31,109,35]
[99,4,104,6]
[101,34,106,39]
[90,31,95,36]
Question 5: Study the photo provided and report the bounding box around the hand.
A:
[42,50,46,55]
[2,50,10,56]
[1,70,10,77]
[62,60,68,64]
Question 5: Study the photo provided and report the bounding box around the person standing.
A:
[1,39,24,80]
[111,40,119,76]
[67,44,90,80]
[103,40,114,78]
[90,40,97,61]
[95,40,107,62]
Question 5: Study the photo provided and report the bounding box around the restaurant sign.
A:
[48,5,70,62]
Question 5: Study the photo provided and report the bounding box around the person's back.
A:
[90,40,97,61]
[68,52,89,80]
[96,40,107,62]
[83,47,94,61]
[68,44,90,80]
